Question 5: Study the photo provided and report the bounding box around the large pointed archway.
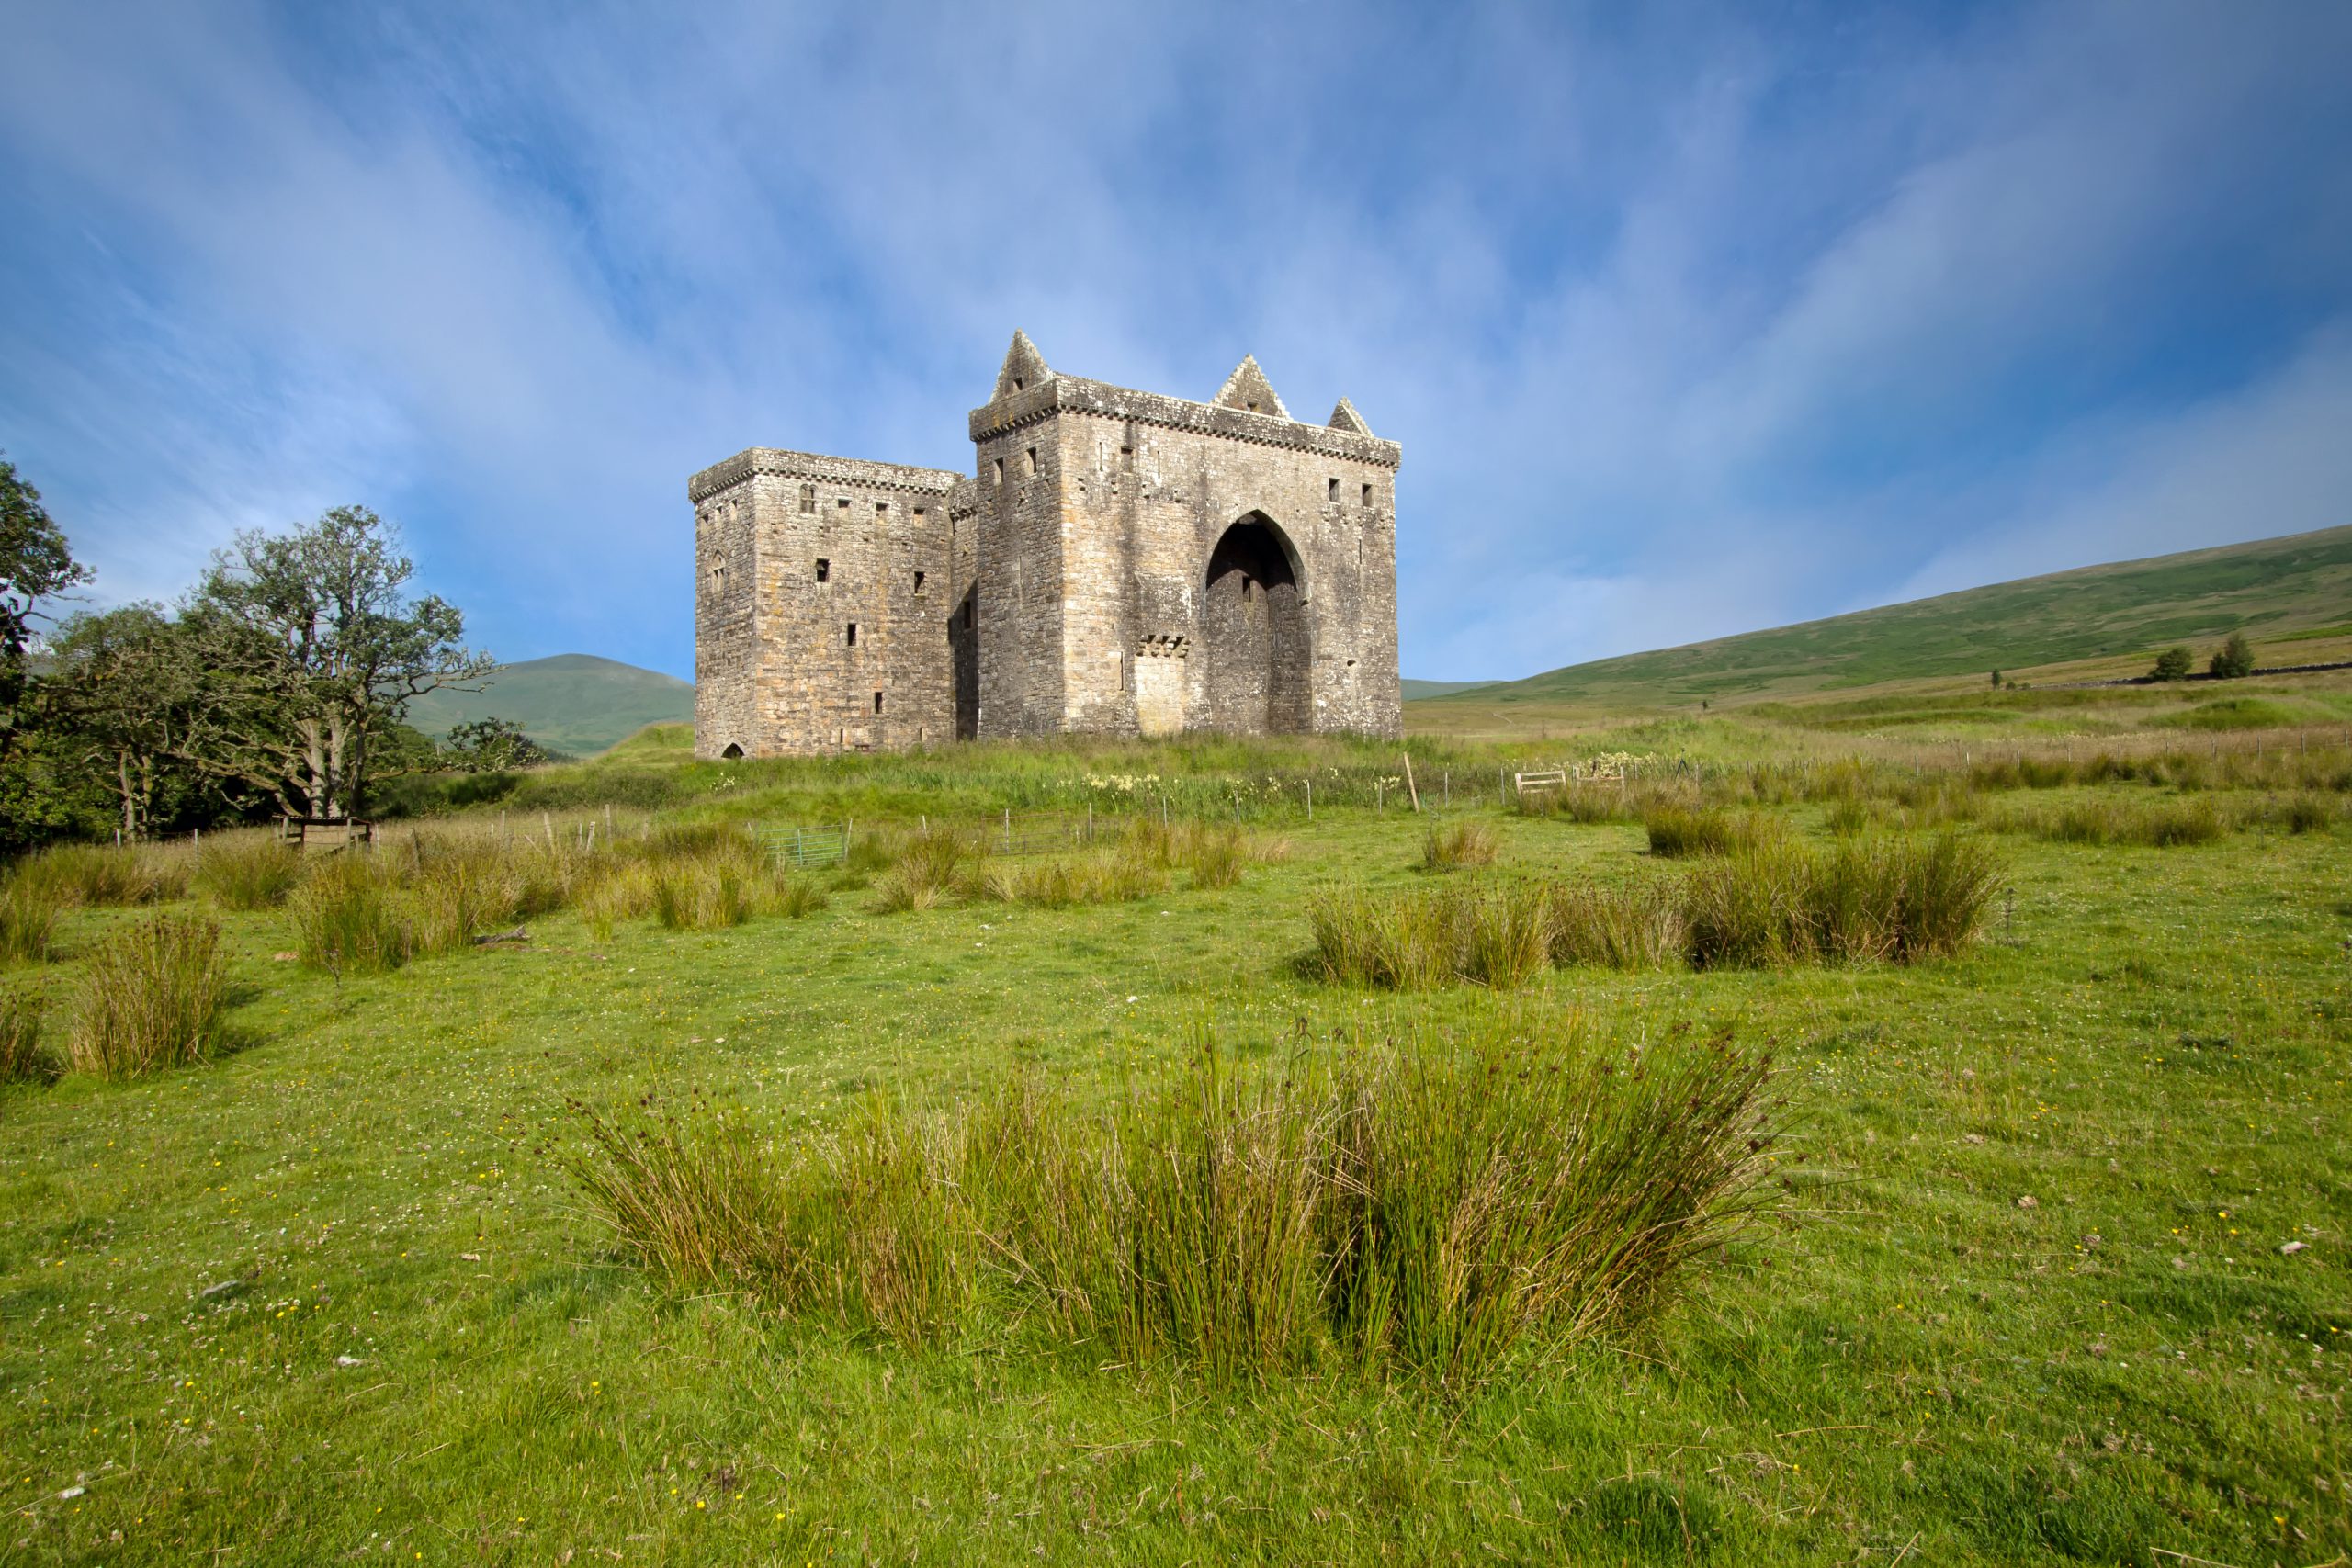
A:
[1199,513,1309,734]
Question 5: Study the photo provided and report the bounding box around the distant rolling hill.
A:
[1400,678,1497,700]
[1416,525,2352,713]
[405,654,694,758]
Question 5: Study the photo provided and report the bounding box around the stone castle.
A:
[688,333,1401,758]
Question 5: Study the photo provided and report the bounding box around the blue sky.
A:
[3,1,2347,682]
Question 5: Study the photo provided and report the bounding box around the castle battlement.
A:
[690,332,1401,757]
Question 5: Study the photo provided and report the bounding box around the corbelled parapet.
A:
[968,374,1402,470]
[688,447,962,506]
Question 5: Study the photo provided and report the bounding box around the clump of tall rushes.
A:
[20,843,187,908]
[1421,820,1498,871]
[1306,886,1460,989]
[193,836,305,910]
[289,853,411,974]
[973,854,1168,908]
[0,875,60,965]
[2006,795,2228,848]
[559,1095,807,1296]
[1644,806,1780,859]
[1322,1025,1773,1379]
[872,828,971,913]
[557,1021,1780,1383]
[1546,881,1687,970]
[651,854,753,930]
[1683,833,2000,968]
[0,987,57,1082]
[68,913,228,1077]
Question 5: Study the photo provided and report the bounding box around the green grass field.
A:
[2,715,2348,1564]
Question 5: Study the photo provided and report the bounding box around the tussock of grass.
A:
[20,843,189,908]
[2001,796,2227,848]
[0,876,60,965]
[1420,821,1498,870]
[559,1024,1779,1383]
[1515,784,1640,823]
[1315,834,1999,986]
[972,854,1168,908]
[1683,833,2003,967]
[1547,882,1687,970]
[289,855,412,974]
[0,987,56,1082]
[67,913,228,1077]
[193,836,305,910]
[1644,806,1781,858]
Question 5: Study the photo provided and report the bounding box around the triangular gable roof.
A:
[1327,397,1373,437]
[991,330,1052,401]
[1211,355,1291,420]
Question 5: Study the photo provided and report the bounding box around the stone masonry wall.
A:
[688,449,959,759]
[967,375,1402,740]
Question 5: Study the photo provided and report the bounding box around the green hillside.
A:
[405,653,694,757]
[1425,525,2352,712]
[1400,677,1497,700]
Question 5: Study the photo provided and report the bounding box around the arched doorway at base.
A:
[1199,514,1308,735]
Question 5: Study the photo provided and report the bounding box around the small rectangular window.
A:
[913,506,926,519]
[992,457,1004,484]
[837,496,851,511]
[1328,478,1339,501]
[845,623,857,647]
[1362,483,1373,506]
[873,691,884,716]
[913,570,926,593]
[799,484,816,513]
[876,501,888,514]
[1025,446,1038,476]
[815,558,830,582]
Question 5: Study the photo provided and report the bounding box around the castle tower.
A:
[967,333,1402,740]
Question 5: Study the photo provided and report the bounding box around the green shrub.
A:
[2150,646,2192,682]
[1420,821,1498,871]
[2208,631,2255,679]
[0,987,57,1083]
[289,855,411,974]
[193,837,305,910]
[68,913,228,1077]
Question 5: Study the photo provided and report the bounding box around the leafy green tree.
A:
[2151,646,2192,682]
[2208,632,2255,680]
[48,605,225,840]
[441,717,550,773]
[0,455,96,850]
[182,507,494,818]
